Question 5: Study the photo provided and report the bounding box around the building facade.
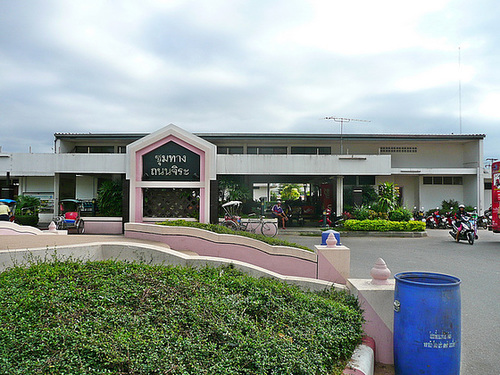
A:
[0,124,489,224]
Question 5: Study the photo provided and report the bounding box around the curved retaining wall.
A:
[0,241,343,293]
[125,223,322,279]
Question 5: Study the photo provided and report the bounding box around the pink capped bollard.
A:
[326,232,337,247]
[370,258,391,285]
[48,221,58,232]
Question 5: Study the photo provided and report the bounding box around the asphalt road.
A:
[278,229,500,374]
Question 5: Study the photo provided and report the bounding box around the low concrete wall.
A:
[0,242,345,293]
[124,223,351,284]
[348,278,395,365]
[83,217,123,234]
[0,221,66,235]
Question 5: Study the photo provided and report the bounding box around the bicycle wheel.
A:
[222,220,238,231]
[261,221,278,237]
[77,219,85,234]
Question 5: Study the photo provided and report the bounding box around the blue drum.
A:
[394,272,461,374]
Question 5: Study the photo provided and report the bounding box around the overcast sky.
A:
[1,0,499,162]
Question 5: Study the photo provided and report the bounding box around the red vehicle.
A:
[492,161,500,233]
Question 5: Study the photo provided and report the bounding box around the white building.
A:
[0,124,488,224]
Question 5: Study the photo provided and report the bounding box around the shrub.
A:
[352,205,370,220]
[0,260,364,374]
[344,219,425,232]
[388,207,413,222]
[14,215,39,227]
[97,180,123,216]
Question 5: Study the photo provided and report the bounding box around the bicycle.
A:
[221,201,278,237]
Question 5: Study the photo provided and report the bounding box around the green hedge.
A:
[0,260,364,374]
[344,219,425,232]
[14,215,39,227]
[158,220,313,252]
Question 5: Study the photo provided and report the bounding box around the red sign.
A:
[492,161,500,233]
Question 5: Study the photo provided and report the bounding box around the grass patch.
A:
[0,260,364,374]
[157,220,313,252]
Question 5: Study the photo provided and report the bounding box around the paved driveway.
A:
[278,229,500,374]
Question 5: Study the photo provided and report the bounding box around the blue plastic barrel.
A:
[321,229,341,245]
[394,272,461,374]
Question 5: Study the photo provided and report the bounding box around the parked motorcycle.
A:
[449,211,478,245]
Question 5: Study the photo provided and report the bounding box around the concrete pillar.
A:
[336,176,344,215]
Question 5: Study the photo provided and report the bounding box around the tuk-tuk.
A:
[0,199,16,222]
[55,199,84,233]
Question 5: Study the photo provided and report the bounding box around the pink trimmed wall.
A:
[133,135,207,223]
[126,230,319,279]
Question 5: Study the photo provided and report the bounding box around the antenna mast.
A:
[324,117,370,154]
[458,46,462,134]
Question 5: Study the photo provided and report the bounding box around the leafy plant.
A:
[97,179,123,216]
[377,182,399,213]
[14,194,40,216]
[388,207,413,222]
[14,195,40,226]
[218,176,251,203]
[0,260,364,374]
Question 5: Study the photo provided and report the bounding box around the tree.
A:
[97,180,123,217]
[280,184,301,201]
[218,176,251,203]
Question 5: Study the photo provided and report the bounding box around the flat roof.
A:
[54,132,486,141]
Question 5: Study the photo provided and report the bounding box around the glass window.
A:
[318,147,331,155]
[453,177,463,185]
[291,147,316,154]
[443,177,453,185]
[433,176,443,184]
[89,146,114,153]
[74,146,89,153]
[423,177,433,184]
[228,147,243,154]
[247,147,258,154]
[259,147,287,155]
[344,176,356,185]
[359,176,375,185]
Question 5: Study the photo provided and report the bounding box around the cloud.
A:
[0,0,498,162]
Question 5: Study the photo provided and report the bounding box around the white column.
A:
[336,176,344,215]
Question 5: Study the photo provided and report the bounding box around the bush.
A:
[344,219,425,232]
[388,207,412,222]
[0,260,364,374]
[352,205,370,220]
[97,180,123,216]
[14,215,39,227]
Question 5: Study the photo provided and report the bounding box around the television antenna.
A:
[324,117,370,154]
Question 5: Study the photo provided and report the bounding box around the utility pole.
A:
[324,117,370,154]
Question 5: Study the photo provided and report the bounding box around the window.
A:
[73,146,115,153]
[344,175,375,185]
[89,146,114,153]
[424,176,463,185]
[291,147,331,155]
[246,147,287,155]
[380,146,417,153]
[485,182,492,189]
[217,146,244,155]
